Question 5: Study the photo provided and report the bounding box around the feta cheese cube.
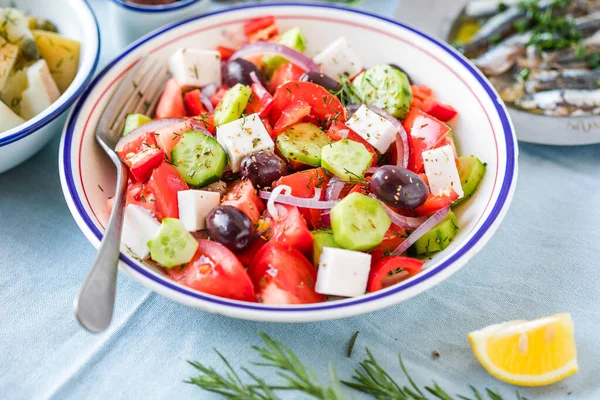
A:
[422,145,464,198]
[19,59,61,120]
[168,48,221,90]
[177,190,221,232]
[315,247,372,297]
[122,204,161,260]
[313,37,362,81]
[346,105,398,153]
[216,113,275,172]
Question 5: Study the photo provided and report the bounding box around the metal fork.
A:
[74,57,169,333]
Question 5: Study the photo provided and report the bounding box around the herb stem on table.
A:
[186,331,528,400]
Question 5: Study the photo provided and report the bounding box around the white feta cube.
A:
[422,144,464,198]
[346,105,397,153]
[177,190,221,232]
[168,48,221,90]
[315,247,372,297]
[122,204,161,260]
[216,113,275,172]
[313,37,362,81]
[19,59,61,120]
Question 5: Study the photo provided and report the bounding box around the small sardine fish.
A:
[526,69,600,92]
[543,44,600,67]
[472,33,532,76]
[575,11,600,37]
[516,89,600,111]
[465,0,521,18]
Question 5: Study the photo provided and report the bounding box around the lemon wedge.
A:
[468,313,578,386]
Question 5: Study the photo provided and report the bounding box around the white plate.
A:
[59,3,518,322]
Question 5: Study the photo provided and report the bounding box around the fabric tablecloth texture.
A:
[1,0,599,399]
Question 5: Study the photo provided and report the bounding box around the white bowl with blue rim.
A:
[59,3,519,322]
[108,0,210,50]
[0,0,99,173]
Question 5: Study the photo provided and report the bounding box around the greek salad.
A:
[114,16,486,304]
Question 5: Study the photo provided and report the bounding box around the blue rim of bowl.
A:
[63,2,516,313]
[0,0,100,148]
[111,0,202,13]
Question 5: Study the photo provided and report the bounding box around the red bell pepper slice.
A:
[243,16,276,38]
[402,108,450,173]
[271,99,311,137]
[127,147,165,182]
[183,89,206,117]
[216,45,236,61]
[421,98,458,122]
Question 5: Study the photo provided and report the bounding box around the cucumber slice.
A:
[148,218,199,268]
[276,123,331,167]
[171,130,227,187]
[352,64,412,119]
[311,229,341,266]
[263,27,306,72]
[412,212,459,256]
[330,193,391,251]
[455,155,486,204]
[214,83,252,126]
[123,113,152,136]
[321,139,372,181]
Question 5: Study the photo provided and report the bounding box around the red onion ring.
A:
[325,177,346,201]
[365,105,410,169]
[391,207,450,256]
[259,190,338,209]
[188,119,213,136]
[115,118,185,153]
[230,41,320,73]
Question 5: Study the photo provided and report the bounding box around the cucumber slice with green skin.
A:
[148,218,199,268]
[321,139,373,181]
[171,130,227,187]
[455,155,486,205]
[276,123,331,167]
[352,64,412,119]
[330,193,391,251]
[311,229,341,266]
[122,113,152,136]
[412,212,459,256]
[263,27,306,72]
[213,84,252,126]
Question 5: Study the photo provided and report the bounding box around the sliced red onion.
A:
[321,210,331,227]
[230,41,319,72]
[338,129,349,139]
[188,119,213,136]
[365,105,410,169]
[259,190,338,209]
[312,188,322,201]
[325,177,346,201]
[200,92,214,114]
[201,83,217,98]
[265,185,291,220]
[115,118,185,153]
[391,207,450,256]
[375,198,429,230]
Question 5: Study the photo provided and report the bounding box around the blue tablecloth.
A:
[2,1,600,398]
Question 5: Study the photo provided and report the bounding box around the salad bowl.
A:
[59,3,518,322]
[0,0,99,173]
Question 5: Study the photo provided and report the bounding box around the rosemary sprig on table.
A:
[187,332,526,400]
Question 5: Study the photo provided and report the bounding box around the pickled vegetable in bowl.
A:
[0,7,80,133]
[110,15,488,305]
[450,0,600,117]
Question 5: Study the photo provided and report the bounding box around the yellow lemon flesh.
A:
[468,313,578,387]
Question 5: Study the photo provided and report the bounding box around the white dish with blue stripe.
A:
[59,3,519,322]
[0,0,99,173]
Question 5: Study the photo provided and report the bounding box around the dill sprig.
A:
[187,332,526,400]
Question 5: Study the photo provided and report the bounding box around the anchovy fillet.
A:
[526,69,600,92]
[472,32,532,76]
[516,89,600,110]
[465,0,521,18]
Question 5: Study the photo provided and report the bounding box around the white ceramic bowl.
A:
[0,0,99,173]
[59,3,519,322]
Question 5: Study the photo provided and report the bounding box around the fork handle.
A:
[74,161,128,333]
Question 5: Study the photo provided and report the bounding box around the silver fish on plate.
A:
[472,32,532,75]
[515,89,600,115]
[526,69,600,93]
[465,0,521,18]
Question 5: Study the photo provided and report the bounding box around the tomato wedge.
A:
[414,189,459,216]
[183,89,206,117]
[246,82,274,118]
[263,204,314,256]
[216,45,236,61]
[269,81,347,128]
[248,242,324,304]
[210,87,227,108]
[272,99,311,137]
[402,108,450,173]
[153,120,193,161]
[269,63,305,91]
[367,256,424,292]
[156,78,186,119]
[124,182,161,219]
[222,179,265,224]
[273,168,328,198]
[369,224,408,261]
[146,162,189,219]
[167,239,255,302]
